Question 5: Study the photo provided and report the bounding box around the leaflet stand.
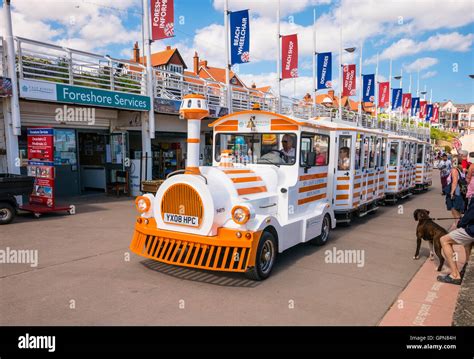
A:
[19,127,73,218]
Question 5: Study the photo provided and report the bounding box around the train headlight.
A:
[135,196,151,213]
[231,205,252,225]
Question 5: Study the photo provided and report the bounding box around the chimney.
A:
[328,89,335,99]
[193,52,199,74]
[251,83,256,89]
[199,60,208,68]
[133,42,140,63]
[166,45,171,50]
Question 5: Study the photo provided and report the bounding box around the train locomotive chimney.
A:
[179,94,209,175]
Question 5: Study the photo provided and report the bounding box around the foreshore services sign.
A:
[20,79,151,111]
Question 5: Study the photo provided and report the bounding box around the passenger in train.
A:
[314,143,327,166]
[338,147,350,170]
[281,134,296,161]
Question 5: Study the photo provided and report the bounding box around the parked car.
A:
[0,174,34,224]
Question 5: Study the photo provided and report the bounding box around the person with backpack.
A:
[445,157,467,231]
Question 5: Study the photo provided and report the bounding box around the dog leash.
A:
[429,217,462,220]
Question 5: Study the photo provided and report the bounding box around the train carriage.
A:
[414,142,433,191]
[385,135,414,202]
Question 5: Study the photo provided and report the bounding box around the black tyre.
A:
[0,202,15,225]
[245,231,277,281]
[311,214,331,246]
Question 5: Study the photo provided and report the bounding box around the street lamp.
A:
[469,74,474,79]
[344,47,356,53]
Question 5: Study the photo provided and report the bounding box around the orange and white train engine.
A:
[130,95,335,280]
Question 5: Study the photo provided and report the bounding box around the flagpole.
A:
[224,0,232,113]
[430,88,433,104]
[276,0,281,113]
[389,58,392,125]
[375,52,379,124]
[416,69,420,96]
[142,0,155,140]
[312,7,317,115]
[423,84,427,100]
[399,68,403,121]
[338,20,342,122]
[358,41,363,123]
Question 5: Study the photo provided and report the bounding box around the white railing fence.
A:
[15,37,147,95]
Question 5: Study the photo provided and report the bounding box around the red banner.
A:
[432,104,439,123]
[419,100,427,118]
[342,64,356,96]
[402,93,412,114]
[378,82,389,108]
[151,0,174,40]
[281,34,298,79]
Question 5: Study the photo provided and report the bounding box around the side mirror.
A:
[306,152,316,167]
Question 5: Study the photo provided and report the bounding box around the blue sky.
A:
[1,0,473,103]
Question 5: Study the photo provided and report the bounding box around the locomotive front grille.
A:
[161,183,204,227]
[131,231,252,272]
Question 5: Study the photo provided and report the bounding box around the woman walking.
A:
[445,158,466,231]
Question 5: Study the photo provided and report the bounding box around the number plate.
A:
[164,213,199,227]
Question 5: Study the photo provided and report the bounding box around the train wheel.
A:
[245,231,277,281]
[311,214,331,246]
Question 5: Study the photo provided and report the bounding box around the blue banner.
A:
[426,104,433,121]
[362,74,375,102]
[411,97,420,116]
[317,52,332,90]
[391,88,402,110]
[230,10,250,65]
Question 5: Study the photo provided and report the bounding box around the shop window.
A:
[338,135,351,171]
[389,142,398,166]
[54,129,77,166]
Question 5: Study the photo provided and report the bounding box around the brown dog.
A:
[413,209,446,271]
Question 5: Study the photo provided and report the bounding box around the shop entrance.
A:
[78,132,108,193]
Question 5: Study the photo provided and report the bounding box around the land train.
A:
[130,94,432,280]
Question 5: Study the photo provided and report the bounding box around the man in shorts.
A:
[438,201,474,285]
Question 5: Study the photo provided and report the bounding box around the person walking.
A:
[438,153,451,194]
[445,159,465,231]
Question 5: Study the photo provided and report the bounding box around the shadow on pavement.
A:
[140,259,261,288]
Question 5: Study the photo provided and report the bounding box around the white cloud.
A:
[421,70,437,79]
[367,32,474,63]
[403,57,438,73]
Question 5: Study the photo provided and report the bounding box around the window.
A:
[363,137,369,169]
[389,142,398,166]
[369,136,376,168]
[215,133,297,165]
[417,144,423,163]
[355,134,363,170]
[338,135,351,171]
[300,133,330,166]
[375,138,382,168]
[169,64,183,74]
[380,138,387,167]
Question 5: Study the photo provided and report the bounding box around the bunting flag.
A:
[426,104,433,121]
[281,34,298,79]
[419,100,427,118]
[402,93,412,114]
[432,104,439,123]
[151,0,174,40]
[391,88,402,110]
[342,64,356,96]
[378,82,390,108]
[362,74,375,102]
[230,10,250,65]
[317,52,332,89]
[411,97,420,116]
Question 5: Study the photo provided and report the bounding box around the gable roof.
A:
[134,47,187,69]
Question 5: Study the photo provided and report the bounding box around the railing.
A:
[0,37,5,77]
[15,37,147,95]
[7,36,431,141]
